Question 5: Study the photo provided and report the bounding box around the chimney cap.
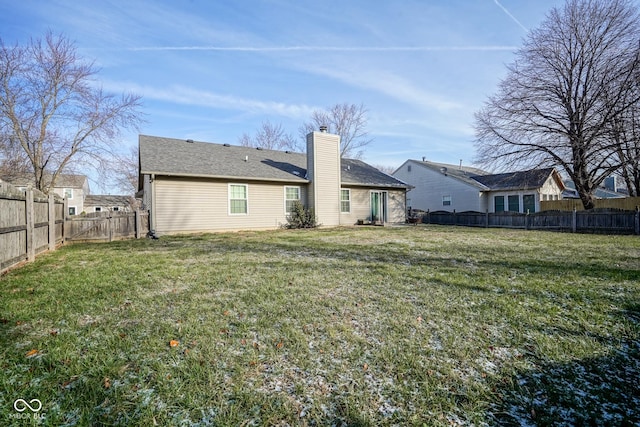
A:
[319,125,328,133]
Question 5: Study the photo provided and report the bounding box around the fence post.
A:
[635,206,639,235]
[426,209,430,224]
[453,209,456,226]
[63,198,68,243]
[108,216,113,242]
[525,209,530,230]
[48,194,56,251]
[135,210,142,239]
[572,208,577,233]
[26,189,35,261]
[485,210,489,228]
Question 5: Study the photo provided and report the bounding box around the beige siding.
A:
[340,188,406,225]
[153,176,307,234]
[307,132,341,226]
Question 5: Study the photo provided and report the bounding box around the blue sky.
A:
[1,0,573,189]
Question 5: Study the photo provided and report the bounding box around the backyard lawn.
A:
[1,225,639,426]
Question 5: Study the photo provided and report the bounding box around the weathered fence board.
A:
[1,181,148,274]
[423,208,640,235]
[541,197,640,211]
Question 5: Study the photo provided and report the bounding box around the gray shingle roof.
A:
[471,168,558,191]
[139,135,409,189]
[84,195,133,207]
[1,173,88,189]
[404,160,491,189]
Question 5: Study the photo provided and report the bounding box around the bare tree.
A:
[0,31,143,194]
[239,120,301,152]
[474,0,640,209]
[109,145,139,195]
[371,164,397,175]
[610,85,640,196]
[300,103,372,159]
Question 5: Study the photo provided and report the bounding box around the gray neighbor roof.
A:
[139,135,409,189]
[405,160,562,191]
[85,195,133,207]
[2,173,88,189]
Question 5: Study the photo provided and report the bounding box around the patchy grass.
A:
[1,225,639,426]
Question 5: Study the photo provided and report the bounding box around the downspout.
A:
[150,174,156,234]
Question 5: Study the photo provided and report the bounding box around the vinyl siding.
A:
[394,162,482,212]
[307,132,341,226]
[153,176,307,234]
[339,188,406,225]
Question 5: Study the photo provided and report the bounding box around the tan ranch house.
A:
[138,131,410,235]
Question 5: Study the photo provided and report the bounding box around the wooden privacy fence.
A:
[1,182,149,274]
[422,209,640,235]
[541,197,640,211]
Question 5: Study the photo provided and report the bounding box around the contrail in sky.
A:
[126,45,517,52]
[493,0,528,32]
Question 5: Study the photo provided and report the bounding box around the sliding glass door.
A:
[371,191,388,223]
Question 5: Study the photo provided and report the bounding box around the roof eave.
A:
[141,171,309,183]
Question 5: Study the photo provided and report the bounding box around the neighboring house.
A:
[563,179,627,199]
[2,173,89,216]
[393,159,564,213]
[84,195,134,213]
[138,132,410,235]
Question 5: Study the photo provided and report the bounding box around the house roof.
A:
[397,160,564,192]
[471,168,563,191]
[400,159,491,190]
[139,135,410,189]
[562,181,625,199]
[84,195,133,207]
[1,173,88,189]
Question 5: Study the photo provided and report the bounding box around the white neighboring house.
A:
[2,174,89,215]
[393,159,565,213]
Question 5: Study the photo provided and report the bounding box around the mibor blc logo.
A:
[11,399,44,420]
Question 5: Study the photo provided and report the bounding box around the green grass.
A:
[1,225,639,426]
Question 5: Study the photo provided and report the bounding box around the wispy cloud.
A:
[493,0,528,32]
[125,45,518,52]
[101,81,316,119]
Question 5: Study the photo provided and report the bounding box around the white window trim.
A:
[284,186,301,214]
[340,188,351,213]
[94,206,102,212]
[64,188,73,199]
[68,206,77,216]
[442,195,452,206]
[228,183,249,215]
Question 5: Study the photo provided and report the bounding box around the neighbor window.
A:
[68,206,76,216]
[407,165,412,172]
[523,194,535,213]
[229,184,248,214]
[494,196,505,212]
[285,186,300,213]
[341,189,351,213]
[95,206,102,212]
[64,188,73,199]
[112,206,120,212]
[508,195,520,212]
[442,195,451,206]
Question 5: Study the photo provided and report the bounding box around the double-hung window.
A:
[442,195,451,206]
[340,189,351,213]
[494,196,505,212]
[64,188,73,199]
[229,184,248,215]
[285,186,300,214]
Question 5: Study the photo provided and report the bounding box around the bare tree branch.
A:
[299,103,373,159]
[0,31,143,194]
[239,120,301,152]
[474,0,640,209]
